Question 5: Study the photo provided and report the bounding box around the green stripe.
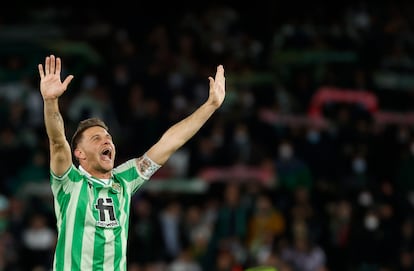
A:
[54,189,70,271]
[114,159,145,196]
[121,180,130,271]
[115,160,139,183]
[93,228,105,271]
[93,187,105,270]
[71,181,88,268]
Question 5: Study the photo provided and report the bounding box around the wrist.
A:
[43,98,59,107]
[43,96,59,102]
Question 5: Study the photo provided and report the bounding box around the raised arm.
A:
[38,55,74,176]
[144,65,226,166]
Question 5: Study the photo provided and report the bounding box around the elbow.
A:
[49,140,71,158]
[50,141,67,151]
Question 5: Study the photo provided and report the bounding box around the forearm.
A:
[44,98,72,175]
[43,99,67,144]
[165,102,217,145]
[146,102,219,165]
[145,64,225,166]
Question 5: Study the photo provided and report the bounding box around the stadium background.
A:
[1,1,414,270]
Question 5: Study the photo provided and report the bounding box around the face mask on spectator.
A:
[358,191,373,207]
[306,129,320,144]
[278,143,293,160]
[352,157,366,174]
[364,214,379,231]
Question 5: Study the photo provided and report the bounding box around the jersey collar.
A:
[79,165,113,188]
[78,166,121,193]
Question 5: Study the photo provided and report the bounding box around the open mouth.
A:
[100,148,112,161]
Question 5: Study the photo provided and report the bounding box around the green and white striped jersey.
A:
[50,158,147,271]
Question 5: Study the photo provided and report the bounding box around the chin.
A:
[101,162,114,171]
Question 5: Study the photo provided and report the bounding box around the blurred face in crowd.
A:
[352,155,366,174]
[364,210,379,231]
[225,183,240,207]
[256,195,272,214]
[278,142,293,160]
[74,126,116,176]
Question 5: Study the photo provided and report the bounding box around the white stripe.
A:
[80,184,97,270]
[63,182,82,270]
[103,228,115,271]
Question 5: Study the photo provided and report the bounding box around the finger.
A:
[55,57,61,74]
[62,75,74,90]
[50,55,56,74]
[44,56,50,75]
[215,65,224,80]
[38,64,44,79]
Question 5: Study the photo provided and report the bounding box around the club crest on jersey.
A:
[95,197,120,228]
[111,182,121,193]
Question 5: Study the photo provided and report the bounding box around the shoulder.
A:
[113,159,142,181]
[51,164,82,182]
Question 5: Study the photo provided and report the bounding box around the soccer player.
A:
[38,54,226,270]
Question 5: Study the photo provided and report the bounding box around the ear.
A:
[74,148,86,161]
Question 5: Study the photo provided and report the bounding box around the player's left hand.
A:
[208,64,226,108]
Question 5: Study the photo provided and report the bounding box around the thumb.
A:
[62,75,74,90]
[208,76,214,89]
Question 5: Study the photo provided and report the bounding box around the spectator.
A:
[210,183,250,268]
[159,200,189,262]
[274,139,312,192]
[246,193,286,265]
[128,196,164,268]
[21,212,56,270]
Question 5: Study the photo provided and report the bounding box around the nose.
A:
[103,139,112,145]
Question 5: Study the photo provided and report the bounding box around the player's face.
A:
[78,126,116,173]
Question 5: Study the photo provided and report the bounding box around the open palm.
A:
[38,55,74,100]
[208,65,226,108]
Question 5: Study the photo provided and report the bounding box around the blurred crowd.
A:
[1,2,414,271]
